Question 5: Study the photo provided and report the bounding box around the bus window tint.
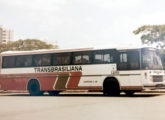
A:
[93,51,114,64]
[73,52,90,64]
[53,53,71,65]
[74,54,81,64]
[16,55,32,67]
[118,51,140,70]
[2,56,15,68]
[94,52,102,63]
[128,52,140,70]
[104,54,110,63]
[82,54,90,64]
[104,53,114,63]
[118,53,128,70]
[34,54,51,66]
[120,53,127,63]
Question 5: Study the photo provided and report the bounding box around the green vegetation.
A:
[133,25,165,48]
[0,39,58,53]
[133,24,165,69]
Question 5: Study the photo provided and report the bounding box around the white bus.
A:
[0,47,164,96]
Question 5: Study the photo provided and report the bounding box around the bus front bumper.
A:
[143,84,165,90]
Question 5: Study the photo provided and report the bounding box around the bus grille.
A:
[152,76,163,82]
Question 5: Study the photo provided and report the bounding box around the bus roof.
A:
[0,46,155,56]
[1,48,94,56]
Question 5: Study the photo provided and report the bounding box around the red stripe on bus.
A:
[0,72,83,91]
[37,76,57,91]
[0,78,29,90]
[67,72,82,89]
[78,86,102,90]
[120,86,143,90]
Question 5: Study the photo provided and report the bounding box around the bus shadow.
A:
[0,92,163,98]
[55,93,162,98]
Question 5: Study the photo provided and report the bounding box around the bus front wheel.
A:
[27,79,43,96]
[103,78,120,96]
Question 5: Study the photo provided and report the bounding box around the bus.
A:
[0,47,165,96]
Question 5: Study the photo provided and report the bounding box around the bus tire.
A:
[48,91,61,96]
[124,91,135,96]
[103,78,120,96]
[27,79,43,96]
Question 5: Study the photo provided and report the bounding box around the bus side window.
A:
[103,54,111,63]
[34,54,51,66]
[128,52,140,70]
[53,53,71,65]
[82,54,90,64]
[15,55,32,67]
[118,53,128,70]
[73,53,82,64]
[103,51,114,63]
[93,51,103,64]
[120,53,127,63]
[73,52,90,65]
[2,56,16,68]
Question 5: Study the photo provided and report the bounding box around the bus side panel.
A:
[116,71,143,90]
[37,76,57,91]
[0,77,29,91]
[38,72,82,91]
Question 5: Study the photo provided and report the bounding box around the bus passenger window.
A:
[74,55,81,64]
[82,55,90,64]
[120,53,127,63]
[16,55,32,67]
[2,56,16,68]
[52,53,71,65]
[118,53,128,70]
[61,55,70,65]
[103,54,110,63]
[129,52,140,70]
[73,52,90,64]
[94,53,103,64]
[104,54,114,63]
[34,54,51,66]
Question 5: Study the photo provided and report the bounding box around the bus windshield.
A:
[141,49,163,70]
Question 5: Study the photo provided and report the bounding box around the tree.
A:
[0,39,59,53]
[133,25,165,48]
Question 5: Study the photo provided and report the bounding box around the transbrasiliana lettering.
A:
[34,66,82,73]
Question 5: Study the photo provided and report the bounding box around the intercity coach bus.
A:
[0,47,165,96]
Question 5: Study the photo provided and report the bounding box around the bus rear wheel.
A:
[48,91,61,96]
[103,78,120,96]
[27,79,43,96]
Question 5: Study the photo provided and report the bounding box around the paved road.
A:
[0,92,165,120]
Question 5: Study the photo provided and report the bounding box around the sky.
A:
[0,0,165,49]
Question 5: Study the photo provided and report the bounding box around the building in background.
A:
[0,26,13,44]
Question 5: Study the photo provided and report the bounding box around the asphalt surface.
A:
[0,92,165,120]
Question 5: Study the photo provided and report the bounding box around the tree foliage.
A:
[133,25,165,48]
[0,39,58,53]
